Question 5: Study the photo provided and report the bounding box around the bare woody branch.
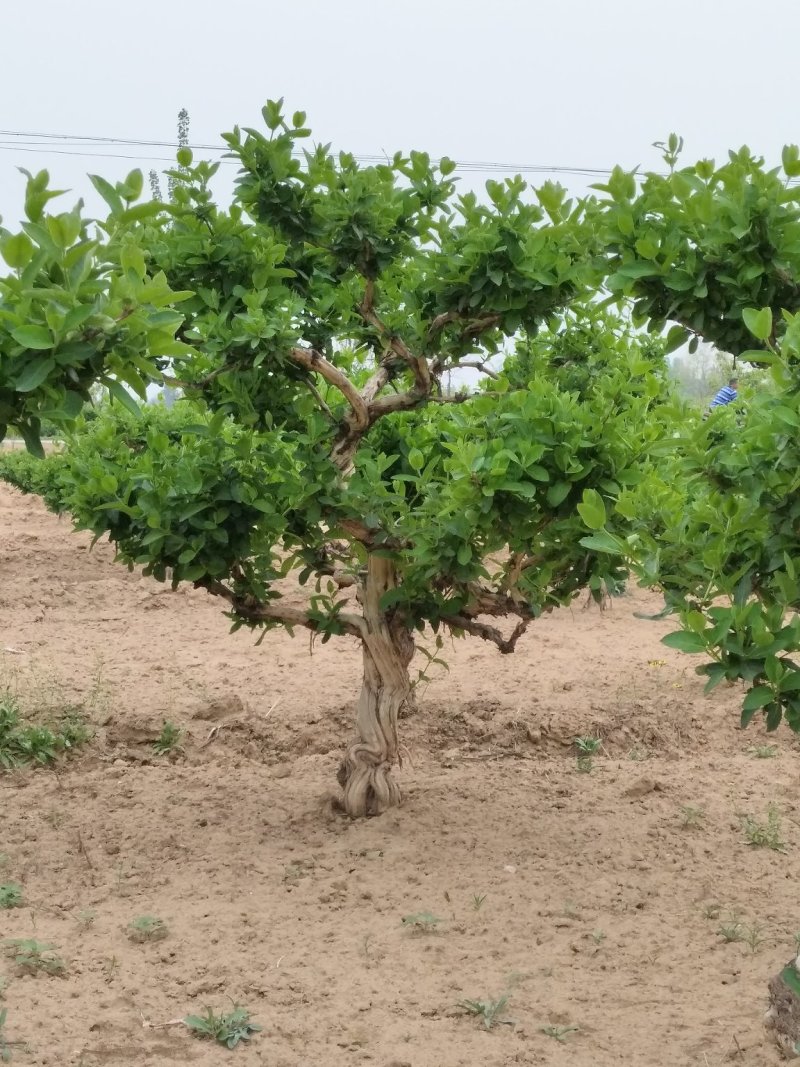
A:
[441,614,530,654]
[288,347,369,432]
[459,582,536,620]
[336,518,409,550]
[447,359,500,380]
[196,577,365,639]
[427,311,502,342]
[358,281,431,395]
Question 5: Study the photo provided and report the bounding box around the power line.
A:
[0,143,181,163]
[0,127,620,178]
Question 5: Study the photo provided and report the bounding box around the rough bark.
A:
[766,957,800,1058]
[337,554,414,817]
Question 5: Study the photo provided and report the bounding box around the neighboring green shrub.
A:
[0,449,69,512]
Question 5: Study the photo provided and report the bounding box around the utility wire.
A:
[0,127,623,177]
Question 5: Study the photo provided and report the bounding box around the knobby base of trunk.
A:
[337,555,414,818]
[766,957,800,1058]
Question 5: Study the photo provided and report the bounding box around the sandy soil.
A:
[0,483,797,1067]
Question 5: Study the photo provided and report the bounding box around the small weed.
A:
[102,955,119,983]
[679,805,705,829]
[591,930,606,945]
[541,1024,580,1042]
[153,721,183,757]
[401,911,441,933]
[0,885,22,910]
[0,694,91,769]
[184,1005,262,1049]
[3,939,65,976]
[741,804,786,851]
[574,736,602,773]
[701,902,721,920]
[627,746,649,762]
[749,744,778,759]
[716,912,745,944]
[459,994,512,1030]
[742,921,773,954]
[127,916,168,943]
[471,893,487,912]
[76,909,96,928]
[716,914,774,953]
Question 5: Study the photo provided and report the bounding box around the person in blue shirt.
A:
[709,377,738,410]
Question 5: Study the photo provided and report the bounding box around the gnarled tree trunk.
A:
[337,554,414,817]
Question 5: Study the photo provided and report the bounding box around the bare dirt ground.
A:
[0,483,797,1067]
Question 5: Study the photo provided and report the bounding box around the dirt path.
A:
[0,484,795,1066]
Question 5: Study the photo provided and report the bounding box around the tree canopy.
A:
[3,106,800,814]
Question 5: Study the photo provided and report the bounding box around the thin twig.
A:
[459,750,534,762]
[302,379,335,421]
[140,1012,186,1031]
[75,830,96,885]
[200,720,242,749]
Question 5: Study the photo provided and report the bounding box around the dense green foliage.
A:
[0,170,189,454]
[0,447,68,512]
[600,313,800,732]
[595,135,800,358]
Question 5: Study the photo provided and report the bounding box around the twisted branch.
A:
[442,614,530,654]
[287,347,368,432]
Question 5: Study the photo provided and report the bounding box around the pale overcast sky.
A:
[1,0,798,221]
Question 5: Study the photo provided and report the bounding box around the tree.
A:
[0,100,672,816]
[588,138,800,735]
[667,343,730,405]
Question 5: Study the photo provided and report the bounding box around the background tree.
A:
[0,100,672,816]
[586,139,800,739]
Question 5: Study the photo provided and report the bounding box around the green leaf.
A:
[765,702,783,732]
[106,380,141,417]
[781,964,800,998]
[11,325,53,350]
[701,663,727,694]
[742,686,773,713]
[89,174,125,216]
[661,631,706,654]
[121,243,147,280]
[13,357,55,392]
[546,481,571,507]
[577,489,606,530]
[17,421,44,458]
[1,232,34,270]
[407,448,424,472]
[742,306,773,342]
[664,325,688,354]
[579,531,623,554]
